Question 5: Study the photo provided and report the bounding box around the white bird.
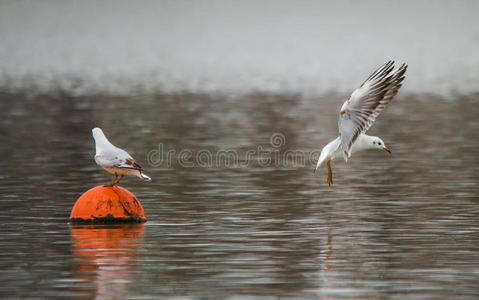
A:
[315,61,407,186]
[92,127,151,186]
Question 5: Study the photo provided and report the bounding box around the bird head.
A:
[372,137,391,153]
[92,127,107,140]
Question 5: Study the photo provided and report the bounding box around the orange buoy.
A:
[69,186,146,223]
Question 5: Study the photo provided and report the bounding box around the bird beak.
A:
[383,147,391,153]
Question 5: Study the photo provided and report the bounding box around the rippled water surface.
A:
[1,92,479,299]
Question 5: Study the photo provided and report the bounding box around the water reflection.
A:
[70,224,145,299]
[0,92,478,299]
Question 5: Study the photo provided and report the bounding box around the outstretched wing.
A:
[338,61,407,160]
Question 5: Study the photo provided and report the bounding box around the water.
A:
[1,91,478,299]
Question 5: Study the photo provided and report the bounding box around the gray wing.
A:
[95,147,143,170]
[338,61,407,160]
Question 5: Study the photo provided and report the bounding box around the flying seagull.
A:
[92,127,151,186]
[315,61,407,186]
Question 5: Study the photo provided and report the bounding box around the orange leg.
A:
[115,174,124,185]
[326,159,333,186]
[104,173,118,187]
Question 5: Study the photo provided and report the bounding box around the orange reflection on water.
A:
[70,224,145,299]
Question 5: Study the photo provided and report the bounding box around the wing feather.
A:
[115,158,143,170]
[96,147,144,170]
[338,61,407,160]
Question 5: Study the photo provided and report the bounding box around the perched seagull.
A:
[92,127,151,186]
[315,61,407,186]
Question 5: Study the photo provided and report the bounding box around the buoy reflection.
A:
[70,224,145,299]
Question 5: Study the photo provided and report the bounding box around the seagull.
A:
[315,61,407,186]
[92,127,151,186]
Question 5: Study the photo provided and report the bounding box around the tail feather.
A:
[315,137,342,174]
[342,150,349,163]
[140,172,151,181]
[315,147,329,173]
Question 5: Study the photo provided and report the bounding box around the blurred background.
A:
[1,1,479,299]
[1,0,479,96]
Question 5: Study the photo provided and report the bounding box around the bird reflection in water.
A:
[70,224,145,299]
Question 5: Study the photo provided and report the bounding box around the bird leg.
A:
[326,159,333,186]
[104,173,118,187]
[115,174,124,185]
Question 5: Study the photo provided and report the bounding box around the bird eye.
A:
[373,141,376,144]
[378,142,382,145]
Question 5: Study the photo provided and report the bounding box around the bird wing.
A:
[338,61,407,161]
[113,148,143,170]
[95,153,118,167]
[115,158,143,170]
[96,147,143,170]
